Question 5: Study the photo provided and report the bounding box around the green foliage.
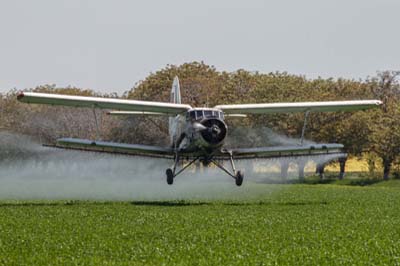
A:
[1,182,400,265]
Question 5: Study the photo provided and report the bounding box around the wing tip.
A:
[17,92,25,101]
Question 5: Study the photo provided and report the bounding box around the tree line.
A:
[1,62,399,179]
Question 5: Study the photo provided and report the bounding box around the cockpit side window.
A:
[195,110,203,120]
[189,111,196,120]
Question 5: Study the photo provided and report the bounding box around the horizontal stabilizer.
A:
[51,138,174,158]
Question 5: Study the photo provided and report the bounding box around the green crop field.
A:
[1,179,400,265]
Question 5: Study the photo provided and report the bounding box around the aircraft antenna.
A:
[204,93,209,107]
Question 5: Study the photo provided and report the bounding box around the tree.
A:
[368,109,400,180]
[368,71,400,179]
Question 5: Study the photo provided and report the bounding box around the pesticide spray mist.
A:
[0,131,341,200]
[0,132,254,200]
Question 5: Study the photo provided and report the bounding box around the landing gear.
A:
[235,170,244,186]
[166,168,174,185]
[165,151,244,186]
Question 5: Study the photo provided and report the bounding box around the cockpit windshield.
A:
[187,110,224,120]
[195,110,203,120]
[204,110,213,117]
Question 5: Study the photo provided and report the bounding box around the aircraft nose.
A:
[200,118,227,145]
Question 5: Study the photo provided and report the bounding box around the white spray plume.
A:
[0,129,343,200]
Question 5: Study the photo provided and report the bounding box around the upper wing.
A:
[107,111,170,116]
[214,100,382,114]
[17,92,191,115]
[50,138,175,159]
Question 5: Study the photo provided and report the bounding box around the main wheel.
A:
[166,168,174,185]
[235,170,244,186]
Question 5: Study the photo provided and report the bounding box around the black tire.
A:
[166,168,174,185]
[235,170,244,186]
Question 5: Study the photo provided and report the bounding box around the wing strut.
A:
[300,110,310,145]
[92,107,101,141]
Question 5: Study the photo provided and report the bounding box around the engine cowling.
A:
[200,118,227,145]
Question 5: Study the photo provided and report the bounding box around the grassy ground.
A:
[0,179,400,265]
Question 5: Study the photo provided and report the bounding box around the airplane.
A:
[17,77,382,186]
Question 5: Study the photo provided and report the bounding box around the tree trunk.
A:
[195,161,203,174]
[316,164,325,179]
[298,160,306,182]
[383,159,392,180]
[280,161,289,183]
[338,158,346,180]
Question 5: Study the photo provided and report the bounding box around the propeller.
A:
[192,122,207,131]
[196,119,227,145]
[209,124,221,136]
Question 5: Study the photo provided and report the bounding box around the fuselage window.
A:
[195,110,203,120]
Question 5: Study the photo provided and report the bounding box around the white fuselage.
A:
[170,108,227,156]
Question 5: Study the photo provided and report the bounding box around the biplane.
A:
[17,77,381,186]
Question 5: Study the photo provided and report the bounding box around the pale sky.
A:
[0,0,399,94]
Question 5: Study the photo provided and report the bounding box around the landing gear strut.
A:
[211,152,244,186]
[165,154,199,185]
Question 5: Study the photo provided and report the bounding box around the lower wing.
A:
[47,138,175,159]
[47,139,346,160]
[216,143,346,160]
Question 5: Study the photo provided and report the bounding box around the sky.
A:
[0,0,399,94]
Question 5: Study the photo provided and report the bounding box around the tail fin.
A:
[169,76,182,145]
[170,76,181,104]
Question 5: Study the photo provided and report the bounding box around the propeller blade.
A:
[193,122,207,131]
